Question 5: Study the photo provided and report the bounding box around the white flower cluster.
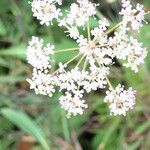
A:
[109,26,148,72]
[27,36,54,70]
[76,19,113,67]
[27,36,56,97]
[120,0,147,31]
[30,0,62,25]
[58,0,98,40]
[59,0,97,27]
[56,68,88,117]
[27,0,148,117]
[59,91,88,118]
[56,66,109,117]
[104,84,136,116]
[27,68,56,96]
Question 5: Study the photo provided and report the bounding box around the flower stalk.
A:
[54,47,79,53]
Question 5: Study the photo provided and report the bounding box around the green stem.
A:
[104,22,122,36]
[83,59,87,71]
[54,47,79,53]
[96,9,105,20]
[93,22,122,43]
[105,76,114,90]
[52,53,80,75]
[75,55,85,68]
[66,53,81,65]
[77,57,87,91]
[52,68,60,75]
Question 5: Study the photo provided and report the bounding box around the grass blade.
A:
[135,121,150,135]
[1,108,50,150]
[99,118,121,148]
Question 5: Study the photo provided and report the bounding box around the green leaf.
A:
[135,121,150,135]
[0,57,11,68]
[0,0,9,13]
[100,118,121,147]
[0,118,13,135]
[0,20,6,36]
[0,142,3,150]
[138,25,150,70]
[0,76,25,83]
[10,2,21,16]
[1,108,50,150]
[128,139,142,150]
[0,44,26,59]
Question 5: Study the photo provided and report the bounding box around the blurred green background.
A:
[0,0,150,150]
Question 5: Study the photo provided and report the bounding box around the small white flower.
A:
[59,91,88,118]
[105,84,136,116]
[30,0,62,25]
[27,36,54,70]
[110,28,148,72]
[76,29,113,66]
[91,18,109,36]
[120,0,147,31]
[27,68,56,97]
[56,0,62,5]
[83,65,109,93]
[76,35,88,47]
[59,0,97,28]
[98,18,110,30]
[58,62,67,73]
[67,27,79,39]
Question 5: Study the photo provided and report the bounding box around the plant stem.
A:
[105,75,114,90]
[83,59,87,71]
[104,22,122,36]
[66,53,81,65]
[93,22,122,43]
[96,9,105,20]
[75,55,85,68]
[52,53,80,75]
[54,47,79,53]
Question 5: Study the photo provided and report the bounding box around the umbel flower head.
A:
[58,0,98,28]
[27,0,148,118]
[120,0,147,31]
[27,36,54,70]
[30,0,62,25]
[104,84,136,116]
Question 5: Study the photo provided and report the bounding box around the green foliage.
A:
[1,108,50,150]
[0,44,26,59]
[138,25,150,70]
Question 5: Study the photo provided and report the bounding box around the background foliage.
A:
[0,0,150,149]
